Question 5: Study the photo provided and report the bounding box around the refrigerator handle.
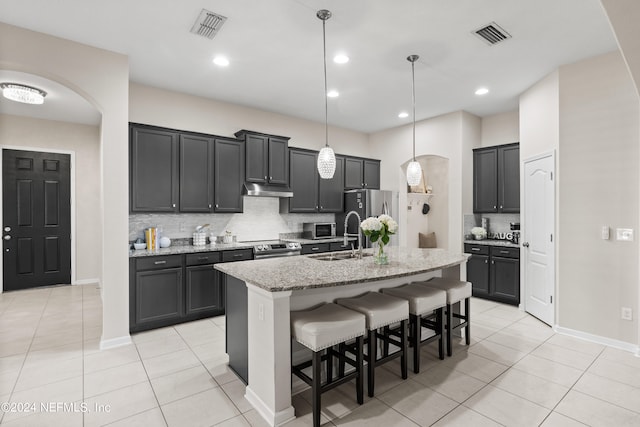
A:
[382,201,389,215]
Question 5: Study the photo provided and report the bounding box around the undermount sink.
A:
[309,252,373,261]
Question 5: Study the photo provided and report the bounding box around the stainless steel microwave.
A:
[303,222,336,240]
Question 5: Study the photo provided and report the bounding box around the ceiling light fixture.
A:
[333,54,349,64]
[316,9,336,179]
[475,87,489,95]
[406,55,422,186]
[213,56,230,67]
[327,90,339,98]
[1,83,47,105]
[398,112,409,118]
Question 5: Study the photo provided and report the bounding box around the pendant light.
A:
[406,55,422,186]
[316,9,336,179]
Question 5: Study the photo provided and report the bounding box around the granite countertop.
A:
[215,247,468,292]
[129,241,255,258]
[464,239,519,248]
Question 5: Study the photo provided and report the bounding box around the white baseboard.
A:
[554,325,640,355]
[100,335,132,350]
[73,278,100,286]
[245,386,295,427]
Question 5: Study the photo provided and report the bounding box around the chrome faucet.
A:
[343,210,363,258]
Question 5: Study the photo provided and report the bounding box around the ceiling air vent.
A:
[190,9,227,39]
[474,22,511,45]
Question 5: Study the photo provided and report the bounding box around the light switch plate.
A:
[616,228,634,241]
[601,226,610,240]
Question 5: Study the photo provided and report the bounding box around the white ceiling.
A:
[0,0,618,132]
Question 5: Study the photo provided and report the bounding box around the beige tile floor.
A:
[1,284,639,426]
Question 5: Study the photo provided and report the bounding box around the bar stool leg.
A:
[446,303,453,357]
[437,307,445,360]
[400,320,408,379]
[464,297,471,345]
[367,329,376,397]
[411,314,420,373]
[337,343,345,377]
[356,336,364,404]
[326,346,333,384]
[312,350,322,427]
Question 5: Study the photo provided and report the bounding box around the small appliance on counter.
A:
[510,222,521,244]
[302,222,336,240]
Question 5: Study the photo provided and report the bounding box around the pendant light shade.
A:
[406,161,422,186]
[406,55,422,186]
[316,9,336,179]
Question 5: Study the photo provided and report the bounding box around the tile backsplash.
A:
[463,213,520,238]
[129,197,335,242]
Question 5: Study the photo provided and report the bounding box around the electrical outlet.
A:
[621,307,633,321]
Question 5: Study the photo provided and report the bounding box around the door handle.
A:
[3,235,10,240]
[523,242,530,248]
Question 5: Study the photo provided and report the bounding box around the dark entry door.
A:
[3,149,71,291]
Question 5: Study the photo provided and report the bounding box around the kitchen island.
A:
[215,247,468,427]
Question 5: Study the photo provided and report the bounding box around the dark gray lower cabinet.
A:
[225,275,248,384]
[130,250,250,333]
[465,244,519,305]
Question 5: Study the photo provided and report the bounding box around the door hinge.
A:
[550,172,553,180]
[550,295,553,303]
[550,234,553,242]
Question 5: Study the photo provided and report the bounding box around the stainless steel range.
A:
[251,241,302,259]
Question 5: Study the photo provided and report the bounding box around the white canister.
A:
[193,232,207,246]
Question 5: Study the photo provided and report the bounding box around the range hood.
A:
[243,183,293,198]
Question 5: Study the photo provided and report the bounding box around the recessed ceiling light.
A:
[213,56,230,67]
[398,112,409,118]
[1,83,47,104]
[475,87,489,95]
[333,54,349,64]
[327,90,339,98]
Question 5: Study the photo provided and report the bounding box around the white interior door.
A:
[523,153,555,325]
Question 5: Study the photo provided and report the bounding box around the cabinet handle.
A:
[154,260,167,265]
[270,176,273,180]
[361,183,364,187]
[233,254,243,258]
[208,204,212,209]
[311,247,320,251]
[491,260,495,264]
[500,205,503,209]
[172,204,176,208]
[264,176,267,180]
[471,248,480,252]
[215,204,219,208]
[485,260,488,264]
[499,250,509,254]
[493,205,496,210]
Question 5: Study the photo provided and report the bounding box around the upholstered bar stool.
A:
[381,284,447,373]
[418,277,472,356]
[290,303,365,427]
[336,292,409,397]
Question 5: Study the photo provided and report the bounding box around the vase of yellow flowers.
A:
[360,214,398,265]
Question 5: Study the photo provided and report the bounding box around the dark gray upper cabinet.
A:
[130,125,179,212]
[214,139,244,213]
[318,155,345,212]
[288,148,319,213]
[498,144,520,213]
[179,134,213,212]
[235,130,289,185]
[473,143,519,213]
[345,157,380,189]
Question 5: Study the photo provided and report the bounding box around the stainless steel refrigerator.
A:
[337,189,399,248]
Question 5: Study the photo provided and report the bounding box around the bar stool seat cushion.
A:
[417,278,472,304]
[381,284,446,316]
[291,303,366,352]
[336,292,409,330]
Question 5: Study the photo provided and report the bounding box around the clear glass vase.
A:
[373,242,389,265]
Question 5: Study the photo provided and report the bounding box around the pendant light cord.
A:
[412,59,416,161]
[322,18,329,148]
